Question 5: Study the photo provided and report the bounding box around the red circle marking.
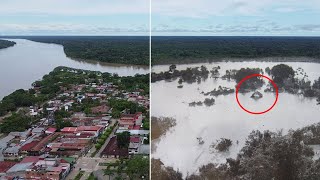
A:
[235,74,279,115]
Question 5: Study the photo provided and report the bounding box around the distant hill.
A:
[151,36,320,65]
[2,36,149,66]
[0,39,16,49]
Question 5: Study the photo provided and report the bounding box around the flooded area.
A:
[0,39,149,99]
[151,61,320,177]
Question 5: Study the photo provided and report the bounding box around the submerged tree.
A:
[234,68,264,90]
[271,64,295,84]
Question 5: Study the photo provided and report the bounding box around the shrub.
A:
[95,143,102,149]
[215,138,232,152]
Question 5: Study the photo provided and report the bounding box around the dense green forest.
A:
[0,113,33,133]
[4,36,320,65]
[0,39,15,49]
[3,36,149,65]
[152,36,320,65]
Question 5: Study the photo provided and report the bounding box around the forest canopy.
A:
[151,36,320,65]
[6,36,149,65]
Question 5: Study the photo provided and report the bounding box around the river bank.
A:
[0,39,148,99]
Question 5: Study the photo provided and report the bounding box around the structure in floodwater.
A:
[251,91,263,99]
[197,137,204,145]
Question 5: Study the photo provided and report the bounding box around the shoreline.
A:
[69,57,149,69]
[0,39,16,50]
[26,39,149,67]
[2,38,149,67]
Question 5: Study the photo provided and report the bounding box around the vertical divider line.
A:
[149,0,152,179]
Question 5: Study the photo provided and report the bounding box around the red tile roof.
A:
[132,125,141,130]
[31,133,58,152]
[61,127,78,133]
[20,156,40,163]
[120,112,142,121]
[20,141,40,151]
[121,114,135,118]
[46,127,57,133]
[119,119,134,125]
[0,161,17,173]
[101,136,128,157]
[91,105,110,114]
[59,143,86,150]
[77,126,102,132]
[60,159,68,163]
[130,137,140,143]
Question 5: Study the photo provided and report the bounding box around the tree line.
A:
[152,36,320,65]
[0,39,15,49]
[18,36,149,65]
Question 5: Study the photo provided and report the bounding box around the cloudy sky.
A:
[0,0,149,35]
[152,0,320,36]
[1,0,320,36]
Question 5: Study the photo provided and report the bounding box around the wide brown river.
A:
[152,61,320,177]
[0,39,148,99]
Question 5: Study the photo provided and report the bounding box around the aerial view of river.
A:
[0,39,149,99]
[152,61,320,177]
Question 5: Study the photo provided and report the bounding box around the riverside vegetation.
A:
[18,36,150,65]
[152,63,320,104]
[0,39,15,49]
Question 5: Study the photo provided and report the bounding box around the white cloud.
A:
[274,7,300,13]
[295,24,320,31]
[152,22,320,34]
[0,0,149,15]
[0,23,148,35]
[152,0,320,17]
[0,0,150,35]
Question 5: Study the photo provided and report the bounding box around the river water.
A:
[151,61,320,177]
[0,39,148,99]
